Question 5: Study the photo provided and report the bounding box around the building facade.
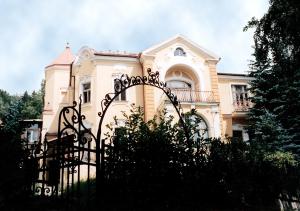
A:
[42,35,252,142]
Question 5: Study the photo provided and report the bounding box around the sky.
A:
[0,0,269,94]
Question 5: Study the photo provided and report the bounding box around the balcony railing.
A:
[232,92,252,112]
[233,99,252,112]
[170,89,217,103]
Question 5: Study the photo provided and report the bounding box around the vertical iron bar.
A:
[41,140,47,197]
[54,140,59,198]
[60,138,65,199]
[87,140,91,210]
[66,142,70,200]
[71,141,74,200]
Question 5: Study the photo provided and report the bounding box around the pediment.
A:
[142,34,220,61]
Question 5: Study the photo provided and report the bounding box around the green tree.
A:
[245,0,300,157]
[0,80,44,120]
[0,81,45,209]
[0,99,27,209]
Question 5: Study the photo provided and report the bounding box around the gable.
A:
[142,34,220,61]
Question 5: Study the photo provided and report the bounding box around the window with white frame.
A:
[114,79,126,101]
[82,82,91,103]
[174,47,186,56]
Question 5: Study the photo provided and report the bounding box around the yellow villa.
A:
[42,35,252,142]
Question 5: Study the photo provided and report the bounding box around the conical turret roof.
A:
[46,44,75,68]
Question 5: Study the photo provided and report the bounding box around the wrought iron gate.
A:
[28,69,189,208]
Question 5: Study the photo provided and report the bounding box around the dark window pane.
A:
[233,130,243,141]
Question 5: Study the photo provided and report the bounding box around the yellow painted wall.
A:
[42,36,252,142]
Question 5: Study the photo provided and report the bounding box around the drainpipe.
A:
[138,53,146,121]
[69,61,75,103]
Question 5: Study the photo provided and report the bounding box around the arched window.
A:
[174,47,186,56]
[188,114,209,140]
[166,80,191,89]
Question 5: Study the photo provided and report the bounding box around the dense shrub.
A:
[97,106,300,210]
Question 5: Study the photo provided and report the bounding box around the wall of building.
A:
[218,75,252,138]
[42,65,71,140]
[42,36,252,143]
[72,56,144,140]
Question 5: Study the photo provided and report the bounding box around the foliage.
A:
[0,80,44,121]
[0,81,44,210]
[99,106,300,210]
[0,100,28,210]
[263,151,298,169]
[244,0,300,157]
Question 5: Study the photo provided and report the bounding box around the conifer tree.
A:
[245,0,300,157]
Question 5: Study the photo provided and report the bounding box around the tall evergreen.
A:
[245,0,300,156]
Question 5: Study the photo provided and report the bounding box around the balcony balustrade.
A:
[170,88,216,103]
[233,99,252,112]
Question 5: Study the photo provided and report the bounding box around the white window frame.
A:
[112,73,127,102]
[80,77,91,104]
[83,82,91,103]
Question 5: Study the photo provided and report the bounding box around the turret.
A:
[42,44,74,140]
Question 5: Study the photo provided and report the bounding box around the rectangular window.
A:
[114,80,126,101]
[81,130,92,162]
[82,82,91,103]
[26,124,39,143]
[232,130,243,141]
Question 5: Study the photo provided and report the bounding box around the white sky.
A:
[0,0,269,94]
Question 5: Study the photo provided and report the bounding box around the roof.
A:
[217,72,249,77]
[46,45,75,68]
[94,50,140,58]
[217,72,254,80]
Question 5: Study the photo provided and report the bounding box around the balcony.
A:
[170,88,217,103]
[233,99,251,112]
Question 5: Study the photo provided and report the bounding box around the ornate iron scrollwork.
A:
[96,68,188,140]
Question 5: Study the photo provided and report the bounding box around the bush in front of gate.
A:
[91,105,299,210]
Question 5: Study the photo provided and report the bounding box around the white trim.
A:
[211,105,221,138]
[218,74,254,80]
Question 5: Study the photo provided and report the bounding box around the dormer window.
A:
[174,47,186,56]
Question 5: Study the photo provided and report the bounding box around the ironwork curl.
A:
[58,97,96,143]
[35,186,52,196]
